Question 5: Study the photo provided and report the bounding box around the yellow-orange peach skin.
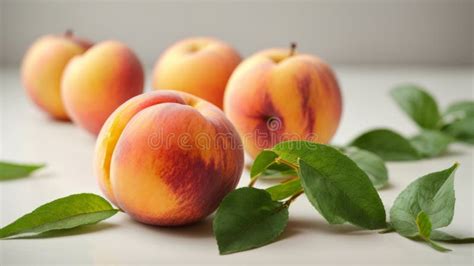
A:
[94,90,244,226]
[152,37,241,108]
[21,32,92,120]
[61,41,144,135]
[224,48,342,158]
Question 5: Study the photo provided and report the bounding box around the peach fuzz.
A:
[152,37,241,108]
[224,45,342,158]
[94,90,244,226]
[61,41,144,135]
[21,31,92,120]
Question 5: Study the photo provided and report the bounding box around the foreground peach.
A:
[21,31,92,120]
[94,90,244,226]
[224,44,342,158]
[152,37,241,108]
[61,41,144,135]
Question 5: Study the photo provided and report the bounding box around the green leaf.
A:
[213,187,289,255]
[442,101,474,144]
[430,230,474,243]
[410,130,453,157]
[0,161,45,180]
[444,100,474,120]
[442,116,474,144]
[298,160,385,229]
[389,163,458,237]
[350,129,421,161]
[0,193,118,238]
[272,141,386,229]
[266,179,302,201]
[390,84,441,129]
[252,151,297,180]
[416,211,432,238]
[259,168,297,180]
[250,150,278,178]
[345,147,389,189]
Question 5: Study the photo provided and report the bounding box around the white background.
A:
[0,0,473,66]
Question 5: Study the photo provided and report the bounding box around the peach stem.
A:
[289,42,297,57]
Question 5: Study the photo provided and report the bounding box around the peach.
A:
[21,31,92,120]
[152,37,241,108]
[94,90,244,226]
[224,44,343,158]
[61,41,144,135]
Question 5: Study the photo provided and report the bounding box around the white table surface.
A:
[1,66,473,265]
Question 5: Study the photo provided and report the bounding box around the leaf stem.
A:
[281,175,298,184]
[379,227,395,234]
[420,235,452,252]
[275,157,299,170]
[283,190,304,208]
[249,157,299,188]
[248,177,258,187]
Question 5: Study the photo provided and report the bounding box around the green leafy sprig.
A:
[214,141,387,254]
[389,163,474,251]
[348,85,473,161]
[212,141,473,254]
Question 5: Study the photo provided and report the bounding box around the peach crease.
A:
[94,92,187,204]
